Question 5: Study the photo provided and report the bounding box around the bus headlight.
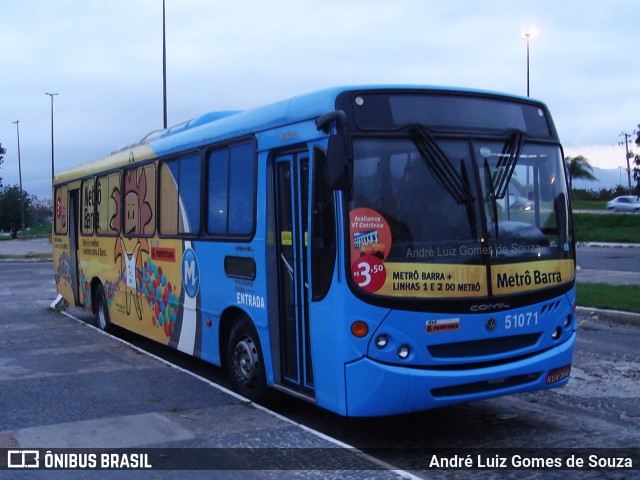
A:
[375,334,388,349]
[397,344,411,359]
[564,314,573,328]
[551,327,562,340]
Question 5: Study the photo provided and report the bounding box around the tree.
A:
[0,142,5,188]
[634,125,640,194]
[0,185,33,234]
[564,155,597,192]
[32,199,53,225]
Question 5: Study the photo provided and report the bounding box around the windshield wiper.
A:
[410,125,475,206]
[460,159,478,239]
[484,158,499,239]
[492,129,525,199]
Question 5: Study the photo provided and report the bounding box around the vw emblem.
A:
[485,317,497,332]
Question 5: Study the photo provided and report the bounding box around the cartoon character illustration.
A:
[111,168,153,236]
[115,237,146,318]
[111,166,153,320]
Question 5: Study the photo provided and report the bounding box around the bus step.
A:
[273,384,316,404]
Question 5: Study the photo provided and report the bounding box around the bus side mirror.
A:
[316,111,351,190]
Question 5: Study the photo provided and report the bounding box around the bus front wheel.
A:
[226,315,267,402]
[94,284,111,332]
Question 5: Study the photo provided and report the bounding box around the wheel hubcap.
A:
[98,301,107,329]
[233,336,258,386]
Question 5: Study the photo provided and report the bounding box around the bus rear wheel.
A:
[94,284,111,332]
[226,315,267,402]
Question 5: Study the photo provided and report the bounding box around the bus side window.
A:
[160,153,201,235]
[54,185,68,235]
[207,141,256,237]
[207,150,229,234]
[311,148,336,300]
[228,143,255,235]
[121,165,156,237]
[81,178,96,235]
[96,172,120,236]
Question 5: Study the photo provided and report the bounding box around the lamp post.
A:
[522,28,536,97]
[12,120,25,240]
[45,93,58,182]
[162,0,168,129]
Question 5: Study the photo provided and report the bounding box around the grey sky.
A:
[1,0,638,199]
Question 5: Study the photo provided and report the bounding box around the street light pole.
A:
[45,93,58,183]
[522,28,536,97]
[162,0,168,129]
[12,120,25,241]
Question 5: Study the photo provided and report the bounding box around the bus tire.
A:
[226,315,267,402]
[94,284,111,332]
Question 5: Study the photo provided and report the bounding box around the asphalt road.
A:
[1,262,638,479]
[577,245,640,272]
[576,245,640,286]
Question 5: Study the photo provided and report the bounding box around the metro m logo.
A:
[182,247,200,298]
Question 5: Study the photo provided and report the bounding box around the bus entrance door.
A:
[274,153,315,397]
[68,189,81,306]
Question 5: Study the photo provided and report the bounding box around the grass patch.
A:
[23,224,52,238]
[576,283,640,313]
[0,253,51,260]
[573,213,640,243]
[0,224,52,240]
[571,200,607,210]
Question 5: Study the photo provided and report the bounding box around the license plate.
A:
[546,364,571,385]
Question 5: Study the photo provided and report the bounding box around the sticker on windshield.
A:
[349,208,392,292]
[349,208,392,261]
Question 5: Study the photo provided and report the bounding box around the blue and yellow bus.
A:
[53,85,576,416]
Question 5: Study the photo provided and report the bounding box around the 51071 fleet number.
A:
[504,311,538,330]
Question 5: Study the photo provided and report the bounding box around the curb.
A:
[575,306,640,328]
[577,242,640,248]
[0,257,52,263]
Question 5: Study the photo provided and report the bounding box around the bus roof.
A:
[53,85,541,185]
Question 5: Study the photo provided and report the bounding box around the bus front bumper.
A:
[344,332,575,417]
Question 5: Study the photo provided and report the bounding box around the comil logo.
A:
[8,450,40,468]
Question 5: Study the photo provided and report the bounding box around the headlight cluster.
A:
[374,333,411,360]
[351,323,414,361]
[552,313,574,341]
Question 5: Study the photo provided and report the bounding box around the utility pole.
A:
[619,132,632,194]
[12,120,25,240]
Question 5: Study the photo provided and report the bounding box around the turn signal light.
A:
[351,321,369,338]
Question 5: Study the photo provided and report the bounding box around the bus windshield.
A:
[348,135,573,300]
